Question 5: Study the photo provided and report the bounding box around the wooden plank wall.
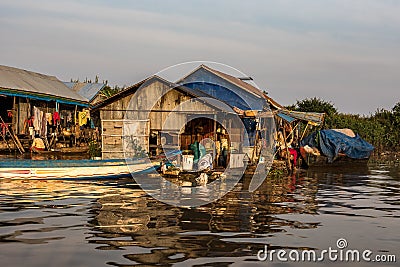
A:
[101,119,149,159]
[99,79,219,159]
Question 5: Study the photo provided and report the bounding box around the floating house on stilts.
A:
[92,65,281,176]
[0,65,105,155]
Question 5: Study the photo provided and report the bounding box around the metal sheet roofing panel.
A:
[277,112,296,123]
[278,109,325,125]
[0,65,88,104]
[64,82,105,101]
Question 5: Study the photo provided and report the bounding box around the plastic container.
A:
[182,155,194,171]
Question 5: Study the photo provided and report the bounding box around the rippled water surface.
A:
[0,163,399,266]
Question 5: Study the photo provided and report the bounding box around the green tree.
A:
[99,85,120,98]
[392,102,400,127]
[295,97,337,115]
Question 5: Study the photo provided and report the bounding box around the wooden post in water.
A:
[12,96,16,133]
[282,123,292,171]
[0,115,25,154]
[213,114,217,168]
[74,105,78,146]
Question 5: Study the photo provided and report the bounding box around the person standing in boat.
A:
[31,134,46,153]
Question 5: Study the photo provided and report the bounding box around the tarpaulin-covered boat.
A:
[300,129,374,167]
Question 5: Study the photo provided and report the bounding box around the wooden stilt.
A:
[0,116,25,154]
[213,114,217,168]
[251,122,260,163]
[282,123,292,171]
[0,127,12,152]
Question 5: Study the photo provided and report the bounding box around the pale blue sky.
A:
[0,0,399,114]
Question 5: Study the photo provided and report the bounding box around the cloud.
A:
[0,0,399,114]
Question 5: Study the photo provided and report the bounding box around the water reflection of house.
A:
[90,189,253,264]
[89,172,320,265]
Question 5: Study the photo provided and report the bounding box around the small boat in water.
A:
[0,158,156,179]
[31,146,89,155]
[300,129,374,167]
[0,150,182,179]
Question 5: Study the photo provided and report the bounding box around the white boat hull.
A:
[0,160,155,179]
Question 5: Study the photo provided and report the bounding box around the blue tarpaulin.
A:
[183,82,264,110]
[300,130,374,162]
[177,65,267,110]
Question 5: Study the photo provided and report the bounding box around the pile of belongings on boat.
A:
[190,141,213,171]
[300,129,374,163]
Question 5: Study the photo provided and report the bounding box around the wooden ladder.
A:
[0,116,25,154]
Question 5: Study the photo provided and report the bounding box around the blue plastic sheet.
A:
[276,112,296,123]
[300,130,374,162]
[183,82,264,110]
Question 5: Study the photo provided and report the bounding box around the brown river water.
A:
[0,162,399,266]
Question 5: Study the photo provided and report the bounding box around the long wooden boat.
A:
[303,153,370,168]
[0,158,156,179]
[31,146,89,154]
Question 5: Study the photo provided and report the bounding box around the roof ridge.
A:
[181,64,265,99]
[206,65,264,97]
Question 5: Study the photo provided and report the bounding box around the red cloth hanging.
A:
[1,123,7,136]
[53,111,60,124]
[288,148,298,166]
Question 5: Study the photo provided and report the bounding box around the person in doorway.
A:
[31,134,45,153]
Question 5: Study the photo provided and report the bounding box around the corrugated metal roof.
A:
[277,109,325,125]
[64,82,105,102]
[0,65,88,105]
[277,112,296,123]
